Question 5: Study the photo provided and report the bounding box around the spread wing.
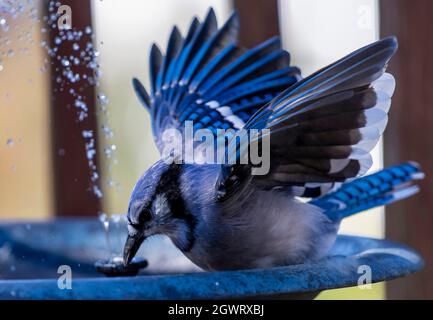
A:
[133,8,301,152]
[217,37,398,200]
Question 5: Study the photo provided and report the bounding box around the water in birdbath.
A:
[95,213,148,277]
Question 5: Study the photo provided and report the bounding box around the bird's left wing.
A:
[133,8,300,152]
[217,37,398,200]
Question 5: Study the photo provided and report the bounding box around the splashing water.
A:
[3,1,121,236]
[99,212,112,258]
[95,212,148,276]
[41,0,119,199]
[0,1,29,33]
[98,212,128,260]
[2,1,148,275]
[0,0,38,71]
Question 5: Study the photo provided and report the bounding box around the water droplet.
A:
[97,93,109,106]
[86,148,96,160]
[111,214,122,224]
[95,69,103,78]
[91,171,99,181]
[93,185,103,198]
[99,212,110,230]
[0,18,9,32]
[112,256,123,264]
[75,100,88,112]
[82,130,93,139]
[102,125,114,139]
[104,144,117,157]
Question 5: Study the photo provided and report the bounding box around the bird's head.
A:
[123,161,197,265]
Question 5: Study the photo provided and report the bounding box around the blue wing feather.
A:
[133,8,301,153]
[164,17,200,100]
[149,44,163,96]
[206,50,290,99]
[169,9,217,102]
[132,78,151,112]
[156,26,183,93]
[188,43,239,92]
[181,12,239,87]
[311,162,424,221]
[197,37,281,95]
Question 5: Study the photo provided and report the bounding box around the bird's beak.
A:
[123,233,145,266]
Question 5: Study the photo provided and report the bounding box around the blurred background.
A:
[0,0,432,299]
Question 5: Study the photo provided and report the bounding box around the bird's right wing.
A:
[217,37,398,201]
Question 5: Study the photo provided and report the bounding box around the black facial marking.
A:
[150,164,197,252]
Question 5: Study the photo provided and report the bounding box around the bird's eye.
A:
[138,208,152,224]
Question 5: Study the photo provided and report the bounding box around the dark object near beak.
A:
[95,257,148,277]
[123,234,145,266]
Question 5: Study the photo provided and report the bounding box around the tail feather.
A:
[311,162,424,221]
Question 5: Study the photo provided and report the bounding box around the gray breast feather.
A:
[180,173,339,270]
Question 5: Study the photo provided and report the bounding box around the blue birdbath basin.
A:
[0,219,424,300]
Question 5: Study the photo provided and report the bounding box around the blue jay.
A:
[123,9,424,271]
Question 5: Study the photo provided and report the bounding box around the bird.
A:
[123,8,424,271]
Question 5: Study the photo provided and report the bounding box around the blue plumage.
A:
[123,8,424,271]
[311,162,424,221]
[133,9,300,150]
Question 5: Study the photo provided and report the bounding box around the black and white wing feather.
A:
[218,37,398,199]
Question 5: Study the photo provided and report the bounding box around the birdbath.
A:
[0,218,423,299]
